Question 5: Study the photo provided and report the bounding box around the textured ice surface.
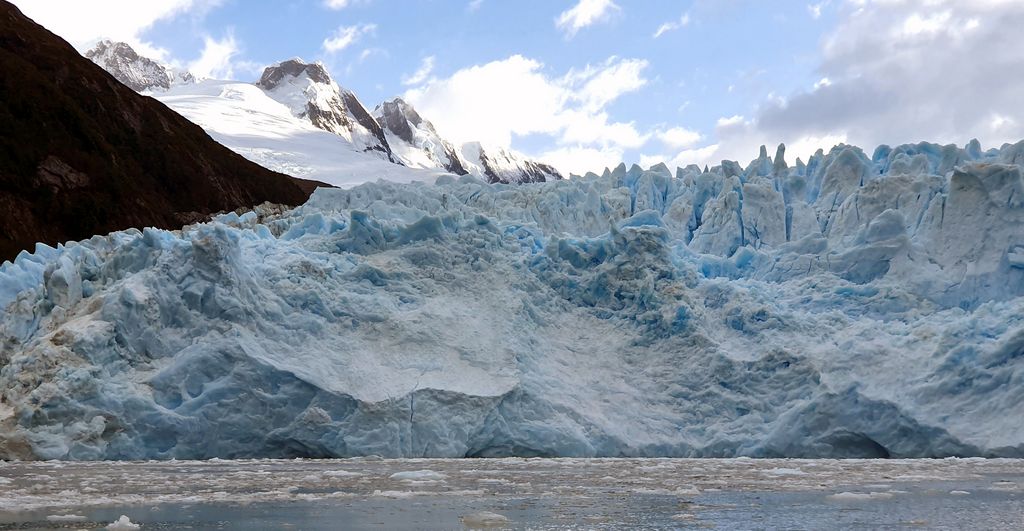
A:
[2,140,1024,459]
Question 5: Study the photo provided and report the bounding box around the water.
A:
[1,458,1022,529]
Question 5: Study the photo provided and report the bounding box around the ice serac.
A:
[460,142,563,184]
[85,41,193,92]
[3,139,1024,460]
[373,98,468,175]
[257,59,396,162]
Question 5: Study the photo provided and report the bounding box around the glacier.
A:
[2,140,1024,460]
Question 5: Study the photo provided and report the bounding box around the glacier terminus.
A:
[2,140,1024,460]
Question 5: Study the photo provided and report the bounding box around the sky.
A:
[11,0,1024,175]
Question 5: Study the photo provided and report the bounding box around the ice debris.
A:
[2,140,1024,459]
[461,511,509,527]
[106,515,140,530]
[45,514,88,522]
[390,470,447,481]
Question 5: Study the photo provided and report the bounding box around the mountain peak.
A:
[373,98,466,175]
[257,58,333,90]
[258,58,395,162]
[85,40,176,92]
[374,98,429,142]
[460,142,562,184]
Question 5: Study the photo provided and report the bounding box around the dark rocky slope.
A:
[0,1,320,261]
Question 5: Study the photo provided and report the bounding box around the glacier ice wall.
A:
[2,140,1024,460]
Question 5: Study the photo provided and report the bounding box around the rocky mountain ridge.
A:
[85,43,561,184]
[257,59,397,162]
[84,40,193,92]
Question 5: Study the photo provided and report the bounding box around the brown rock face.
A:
[0,2,323,262]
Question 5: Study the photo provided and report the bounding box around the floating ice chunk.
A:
[764,467,807,476]
[390,470,447,481]
[106,515,140,529]
[460,511,509,527]
[46,514,88,522]
[990,481,1018,491]
[828,491,894,501]
[371,490,420,498]
[949,490,971,495]
[373,489,484,498]
[322,470,364,478]
[634,487,701,496]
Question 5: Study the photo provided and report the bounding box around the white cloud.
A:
[787,133,849,161]
[403,54,648,174]
[716,115,744,128]
[555,0,620,38]
[640,114,753,170]
[559,111,648,148]
[9,0,221,60]
[322,23,376,54]
[751,0,1024,151]
[467,0,484,12]
[403,55,567,146]
[402,56,435,86]
[657,127,702,149]
[540,146,626,176]
[990,114,1018,134]
[640,116,850,172]
[646,0,1024,172]
[639,144,719,171]
[652,13,690,38]
[640,0,1024,173]
[566,57,649,111]
[188,32,239,79]
[323,0,372,8]
[899,10,952,37]
[807,1,829,19]
[7,0,264,80]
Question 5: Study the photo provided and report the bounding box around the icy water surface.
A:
[1,458,1023,529]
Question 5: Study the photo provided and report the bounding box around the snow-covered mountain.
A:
[256,59,395,163]
[85,40,193,92]
[5,139,1024,460]
[373,98,467,175]
[372,98,561,183]
[84,43,561,185]
[460,141,562,184]
[156,80,446,187]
